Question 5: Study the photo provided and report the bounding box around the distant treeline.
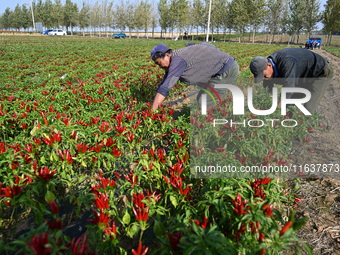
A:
[0,0,339,45]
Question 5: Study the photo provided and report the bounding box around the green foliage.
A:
[324,46,340,57]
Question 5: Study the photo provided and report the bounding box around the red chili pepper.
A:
[256,221,260,230]
[259,248,266,255]
[132,192,149,221]
[259,232,265,242]
[133,207,149,221]
[70,234,91,255]
[280,221,293,236]
[112,146,122,157]
[262,203,269,210]
[97,172,116,189]
[126,131,135,142]
[233,194,248,215]
[48,201,60,214]
[88,209,111,225]
[115,123,127,134]
[131,241,149,255]
[250,221,255,233]
[93,191,109,210]
[42,137,53,146]
[98,121,112,133]
[46,218,62,230]
[104,221,117,240]
[27,233,51,255]
[167,231,182,251]
[37,166,57,182]
[193,216,208,229]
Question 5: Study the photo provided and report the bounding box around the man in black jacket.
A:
[250,48,333,113]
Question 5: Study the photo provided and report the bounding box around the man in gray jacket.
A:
[250,48,333,113]
[150,43,239,111]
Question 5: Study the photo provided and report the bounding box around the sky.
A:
[0,0,84,13]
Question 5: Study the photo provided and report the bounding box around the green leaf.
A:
[294,245,302,255]
[153,219,165,237]
[302,243,313,255]
[200,88,217,105]
[126,223,140,238]
[293,216,307,231]
[40,156,46,164]
[51,151,58,161]
[45,190,56,202]
[288,209,295,222]
[169,195,178,208]
[30,126,38,136]
[118,247,128,255]
[122,211,131,225]
[272,209,283,221]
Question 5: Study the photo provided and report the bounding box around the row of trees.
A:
[0,0,339,44]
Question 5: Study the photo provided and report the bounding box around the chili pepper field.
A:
[0,36,327,254]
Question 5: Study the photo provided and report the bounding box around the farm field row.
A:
[0,36,316,254]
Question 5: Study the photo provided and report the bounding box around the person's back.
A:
[172,44,233,85]
[269,48,327,79]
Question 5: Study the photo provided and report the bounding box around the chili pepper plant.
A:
[0,36,317,254]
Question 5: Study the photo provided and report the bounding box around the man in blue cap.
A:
[150,43,239,111]
[250,48,333,113]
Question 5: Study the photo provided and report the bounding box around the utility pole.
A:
[30,0,36,31]
[206,0,212,42]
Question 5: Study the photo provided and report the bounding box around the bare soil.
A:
[289,49,340,255]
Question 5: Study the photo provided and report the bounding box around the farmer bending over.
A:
[150,43,239,111]
[250,48,333,114]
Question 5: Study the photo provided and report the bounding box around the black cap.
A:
[250,56,268,83]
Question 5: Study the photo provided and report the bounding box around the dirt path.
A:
[291,49,340,255]
[291,49,340,166]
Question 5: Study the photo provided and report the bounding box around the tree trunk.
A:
[287,35,292,45]
[325,33,329,46]
[271,33,275,44]
[252,28,256,44]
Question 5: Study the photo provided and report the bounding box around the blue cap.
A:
[150,43,170,61]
